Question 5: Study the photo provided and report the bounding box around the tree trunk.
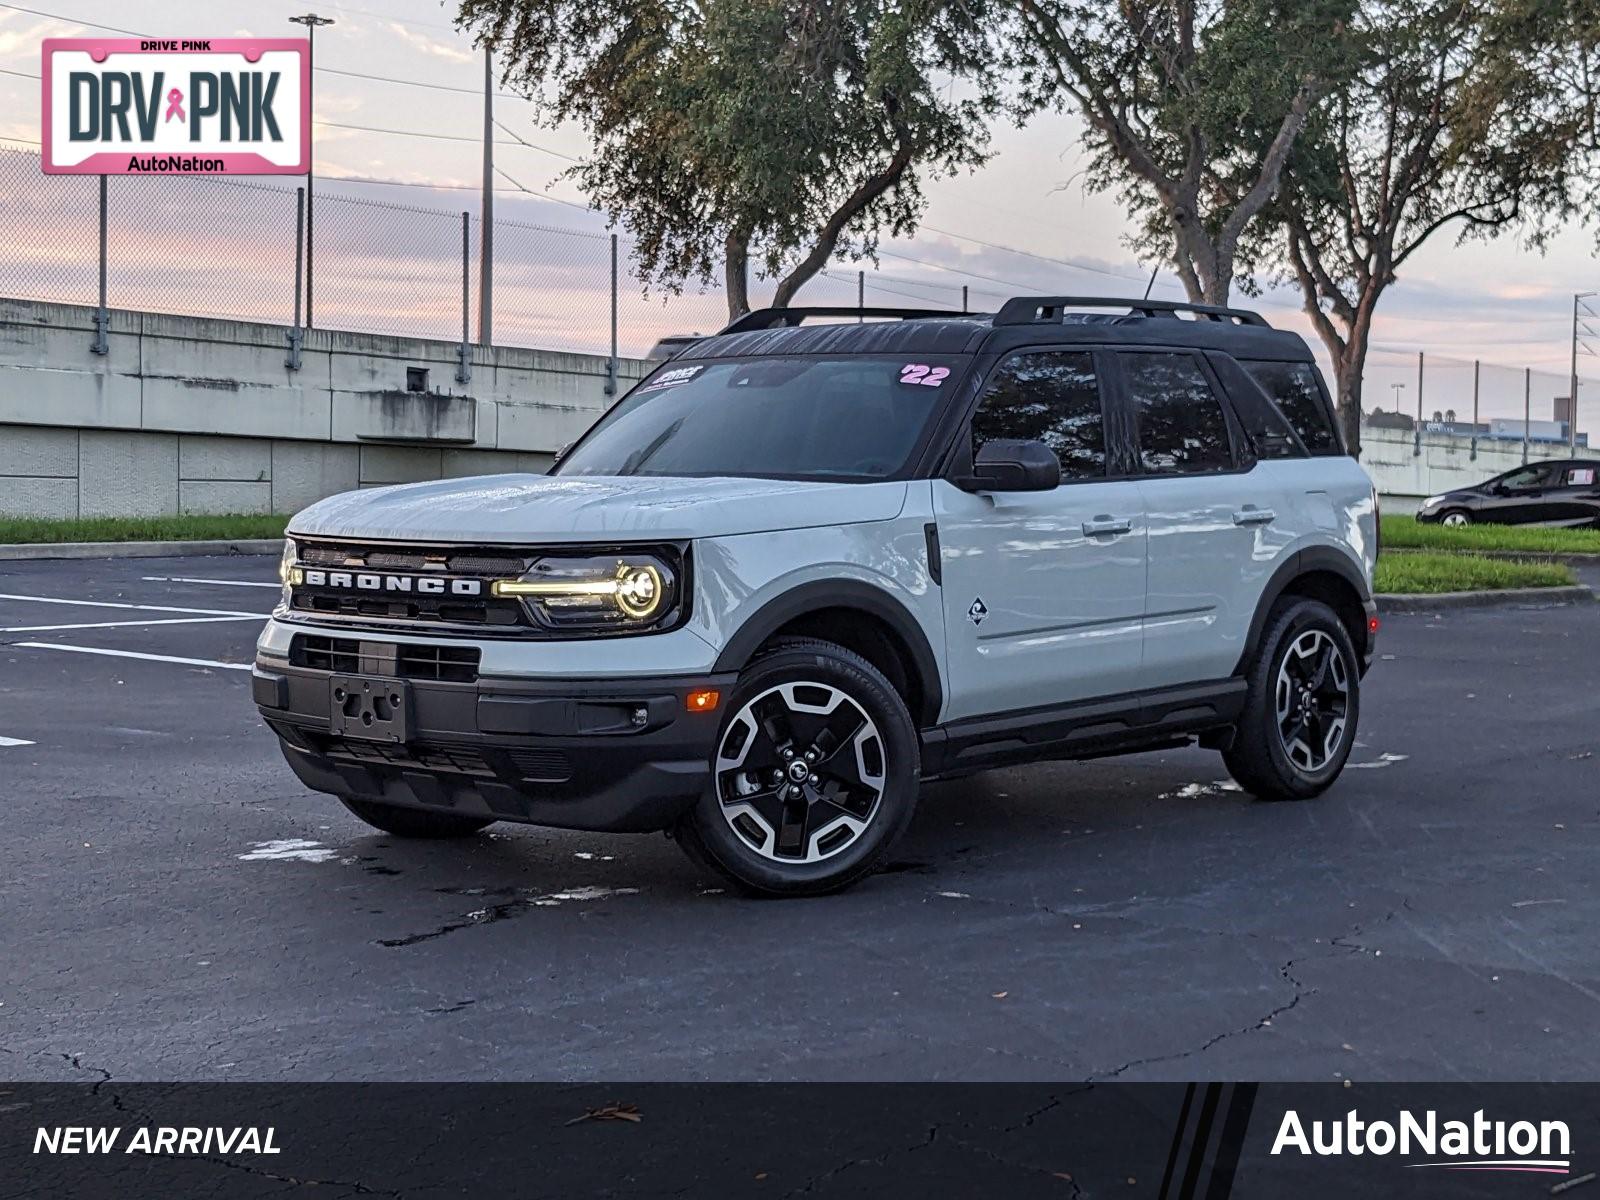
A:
[1334,350,1364,459]
[724,230,751,320]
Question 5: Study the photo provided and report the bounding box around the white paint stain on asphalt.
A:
[0,735,35,748]
[238,839,340,863]
[1346,753,1410,769]
[573,852,615,861]
[529,886,640,906]
[1160,780,1244,800]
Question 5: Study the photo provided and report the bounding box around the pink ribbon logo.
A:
[164,88,185,123]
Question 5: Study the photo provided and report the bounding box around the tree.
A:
[458,0,1002,318]
[1005,0,1358,304]
[1270,0,1586,453]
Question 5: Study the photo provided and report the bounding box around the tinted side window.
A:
[1242,361,1339,454]
[971,351,1105,481]
[1124,353,1234,476]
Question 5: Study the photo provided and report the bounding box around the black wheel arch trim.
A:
[712,579,944,727]
[1237,546,1376,675]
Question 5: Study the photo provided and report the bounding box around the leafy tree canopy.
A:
[458,0,1004,316]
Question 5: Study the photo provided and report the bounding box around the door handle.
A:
[1082,515,1133,537]
[1233,506,1276,526]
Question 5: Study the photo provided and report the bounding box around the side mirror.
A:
[957,439,1061,493]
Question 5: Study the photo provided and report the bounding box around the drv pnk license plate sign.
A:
[42,39,309,175]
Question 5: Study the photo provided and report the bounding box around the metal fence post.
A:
[1412,351,1423,456]
[286,186,305,371]
[1470,359,1479,461]
[1523,367,1531,464]
[962,285,968,312]
[604,233,618,398]
[858,270,865,321]
[456,211,472,385]
[92,174,109,355]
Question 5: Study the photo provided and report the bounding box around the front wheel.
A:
[1439,509,1472,527]
[1223,598,1360,802]
[338,795,494,838]
[677,638,920,896]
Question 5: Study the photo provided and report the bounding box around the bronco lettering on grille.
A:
[300,569,483,596]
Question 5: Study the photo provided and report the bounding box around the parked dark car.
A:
[1416,460,1600,527]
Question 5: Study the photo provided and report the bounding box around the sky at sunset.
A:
[2,0,1597,423]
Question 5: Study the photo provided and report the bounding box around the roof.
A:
[674,298,1316,363]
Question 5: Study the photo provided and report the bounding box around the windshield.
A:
[555,355,966,481]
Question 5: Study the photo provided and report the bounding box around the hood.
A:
[287,474,909,544]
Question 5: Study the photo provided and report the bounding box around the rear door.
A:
[1122,349,1288,688]
[933,348,1147,722]
[1551,462,1600,526]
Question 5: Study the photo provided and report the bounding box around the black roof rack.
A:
[994,296,1269,328]
[720,306,973,335]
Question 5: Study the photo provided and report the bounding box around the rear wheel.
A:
[678,638,920,896]
[338,795,494,839]
[1223,598,1359,802]
[1440,509,1472,527]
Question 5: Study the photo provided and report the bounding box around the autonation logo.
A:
[1272,1109,1571,1175]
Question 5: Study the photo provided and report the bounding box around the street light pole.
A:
[1572,292,1595,453]
[479,45,493,346]
[289,13,334,330]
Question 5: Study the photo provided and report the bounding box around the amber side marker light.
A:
[686,689,721,713]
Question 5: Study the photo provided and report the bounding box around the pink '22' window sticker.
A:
[899,363,949,387]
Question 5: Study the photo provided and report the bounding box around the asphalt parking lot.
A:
[1,553,1597,1083]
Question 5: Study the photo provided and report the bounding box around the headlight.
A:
[491,552,680,632]
[277,537,298,612]
[1422,495,1446,508]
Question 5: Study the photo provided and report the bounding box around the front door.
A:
[933,349,1147,723]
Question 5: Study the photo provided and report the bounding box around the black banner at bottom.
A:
[2,1083,1594,1198]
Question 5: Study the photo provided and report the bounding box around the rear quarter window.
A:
[1241,361,1341,455]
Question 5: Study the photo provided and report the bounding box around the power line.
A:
[0,1,532,101]
[920,223,1153,286]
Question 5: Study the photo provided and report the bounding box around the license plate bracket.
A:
[329,675,410,743]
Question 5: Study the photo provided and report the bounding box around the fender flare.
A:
[711,579,944,726]
[1236,546,1376,674]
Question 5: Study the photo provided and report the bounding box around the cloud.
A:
[384,22,473,64]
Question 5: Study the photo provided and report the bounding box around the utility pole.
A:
[1572,292,1595,453]
[479,45,493,346]
[289,13,334,329]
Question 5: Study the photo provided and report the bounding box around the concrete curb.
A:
[0,539,282,561]
[1376,585,1595,613]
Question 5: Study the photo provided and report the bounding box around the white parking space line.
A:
[0,616,265,634]
[141,576,280,589]
[12,643,252,672]
[0,735,35,748]
[0,593,265,618]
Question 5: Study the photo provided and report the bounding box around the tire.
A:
[338,795,494,839]
[1223,598,1360,802]
[1439,509,1472,527]
[677,637,921,897]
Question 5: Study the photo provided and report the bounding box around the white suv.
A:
[255,297,1379,896]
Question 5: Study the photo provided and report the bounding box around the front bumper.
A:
[254,656,735,833]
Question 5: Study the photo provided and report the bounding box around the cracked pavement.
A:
[2,554,1598,1082]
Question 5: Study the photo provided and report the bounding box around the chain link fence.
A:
[2,137,1596,438]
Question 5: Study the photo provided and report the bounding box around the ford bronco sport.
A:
[255,297,1379,896]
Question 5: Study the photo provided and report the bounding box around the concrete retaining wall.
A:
[0,296,1580,521]
[1359,426,1581,514]
[0,299,648,518]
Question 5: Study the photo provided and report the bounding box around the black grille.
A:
[300,542,529,577]
[507,748,573,783]
[321,738,494,777]
[291,635,481,683]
